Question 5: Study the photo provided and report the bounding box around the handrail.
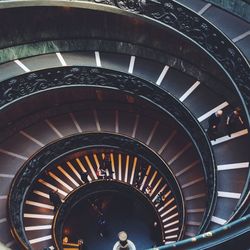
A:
[147,214,250,250]
[0,0,248,215]
[6,67,216,248]
[53,180,169,249]
[8,132,188,249]
[0,0,248,124]
[0,1,249,247]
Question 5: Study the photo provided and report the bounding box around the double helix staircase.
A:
[0,0,249,249]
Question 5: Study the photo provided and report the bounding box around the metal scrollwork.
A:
[92,0,165,13]
[87,0,250,117]
[9,133,185,249]
[6,67,216,249]
[93,0,144,12]
[93,0,114,6]
[115,0,142,12]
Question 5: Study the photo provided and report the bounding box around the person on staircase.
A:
[134,163,147,187]
[145,185,152,196]
[49,189,62,212]
[80,171,90,184]
[97,213,107,238]
[78,239,86,250]
[138,161,148,177]
[151,221,162,247]
[96,166,106,179]
[101,153,114,179]
[134,171,143,188]
[207,110,223,140]
[226,107,244,136]
[155,191,165,206]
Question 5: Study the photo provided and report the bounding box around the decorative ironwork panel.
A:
[5,67,215,247]
[9,133,185,248]
[86,0,250,120]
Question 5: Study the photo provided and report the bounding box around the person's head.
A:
[215,110,223,117]
[101,153,104,159]
[63,236,69,243]
[78,239,84,245]
[234,107,241,116]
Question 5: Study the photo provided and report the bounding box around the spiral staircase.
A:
[0,0,249,249]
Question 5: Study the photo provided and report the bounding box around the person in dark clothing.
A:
[91,201,103,216]
[134,171,143,188]
[97,214,107,237]
[145,185,152,196]
[80,171,89,184]
[138,163,148,177]
[151,221,162,247]
[78,239,86,250]
[101,154,113,179]
[96,166,106,179]
[207,110,223,140]
[155,191,164,206]
[134,162,148,187]
[49,190,62,212]
[226,107,244,136]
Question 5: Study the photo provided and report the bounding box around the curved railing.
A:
[2,66,216,204]
[148,214,250,250]
[0,0,248,214]
[0,0,248,123]
[52,180,166,249]
[0,1,248,248]
[8,133,186,248]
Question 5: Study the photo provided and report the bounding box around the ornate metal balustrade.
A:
[0,1,248,216]
[0,0,248,215]
[0,1,249,121]
[83,0,250,121]
[148,214,250,250]
[1,1,249,248]
[9,133,185,249]
[3,67,216,226]
[53,181,166,249]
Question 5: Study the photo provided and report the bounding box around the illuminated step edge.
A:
[155,65,169,86]
[128,55,135,74]
[56,52,67,66]
[211,129,248,146]
[29,235,52,245]
[211,216,227,225]
[95,51,102,67]
[217,191,241,199]
[25,200,54,210]
[24,214,54,219]
[0,218,7,224]
[25,225,52,231]
[179,81,200,102]
[217,162,249,171]
[14,59,30,72]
